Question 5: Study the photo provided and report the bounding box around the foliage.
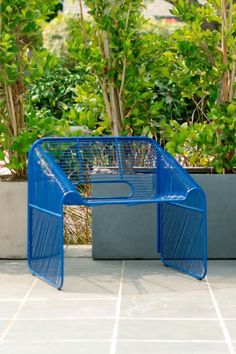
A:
[6,107,71,174]
[46,1,63,22]
[67,1,165,137]
[1,0,235,175]
[0,0,59,178]
[158,0,236,172]
[43,11,187,136]
[65,0,235,172]
[71,75,107,133]
[29,64,82,120]
[169,0,236,104]
[155,22,221,121]
[163,102,236,173]
[42,14,107,134]
[153,79,196,125]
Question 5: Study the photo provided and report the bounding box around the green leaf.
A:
[6,5,12,13]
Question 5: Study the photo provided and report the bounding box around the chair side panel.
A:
[28,146,64,289]
[159,189,207,279]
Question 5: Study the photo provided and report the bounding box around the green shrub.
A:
[159,0,236,172]
[0,0,60,178]
[66,1,165,137]
[163,103,236,173]
[29,65,82,120]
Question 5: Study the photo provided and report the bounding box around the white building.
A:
[63,0,174,19]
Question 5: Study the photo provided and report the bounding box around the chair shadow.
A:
[0,258,235,294]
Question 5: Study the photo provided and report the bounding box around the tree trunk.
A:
[2,70,27,178]
[98,30,123,136]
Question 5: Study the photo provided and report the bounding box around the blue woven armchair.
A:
[27,137,207,289]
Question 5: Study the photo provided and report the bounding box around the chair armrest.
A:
[155,144,201,199]
[28,145,84,211]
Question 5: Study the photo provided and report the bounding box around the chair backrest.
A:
[39,137,159,201]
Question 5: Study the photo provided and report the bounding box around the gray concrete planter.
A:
[0,181,27,258]
[1,175,235,260]
[194,174,236,258]
[92,174,236,259]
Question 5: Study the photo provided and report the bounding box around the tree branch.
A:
[79,0,86,44]
[2,70,17,137]
[229,58,236,102]
[221,0,230,102]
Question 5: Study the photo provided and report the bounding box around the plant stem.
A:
[79,0,86,44]
[221,0,230,102]
[7,85,17,136]
[118,4,132,123]
[100,80,112,121]
[228,0,235,102]
[101,30,122,135]
[229,60,236,102]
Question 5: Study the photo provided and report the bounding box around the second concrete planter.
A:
[92,174,236,259]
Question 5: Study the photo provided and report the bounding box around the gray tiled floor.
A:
[0,254,236,354]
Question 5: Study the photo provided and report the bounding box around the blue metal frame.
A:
[27,136,207,289]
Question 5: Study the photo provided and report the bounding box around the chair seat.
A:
[84,194,186,207]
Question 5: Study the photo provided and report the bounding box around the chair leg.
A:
[159,202,206,280]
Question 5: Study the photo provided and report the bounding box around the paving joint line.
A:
[0,339,230,344]
[23,297,117,301]
[0,277,38,343]
[206,276,235,354]
[0,317,221,321]
[110,260,124,354]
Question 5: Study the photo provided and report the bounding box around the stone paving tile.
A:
[122,261,209,295]
[0,342,110,354]
[29,258,122,299]
[0,301,20,319]
[116,342,229,354]
[64,245,92,258]
[207,261,236,289]
[224,320,236,341]
[0,321,8,337]
[209,288,236,318]
[18,298,116,319]
[4,319,114,342]
[120,291,215,318]
[118,319,224,341]
[0,261,34,299]
[0,259,235,354]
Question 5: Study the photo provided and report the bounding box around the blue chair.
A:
[27,137,207,289]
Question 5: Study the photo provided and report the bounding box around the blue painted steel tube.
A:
[27,136,207,288]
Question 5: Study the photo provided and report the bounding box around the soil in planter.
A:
[64,184,92,245]
[64,205,91,245]
[0,175,27,182]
